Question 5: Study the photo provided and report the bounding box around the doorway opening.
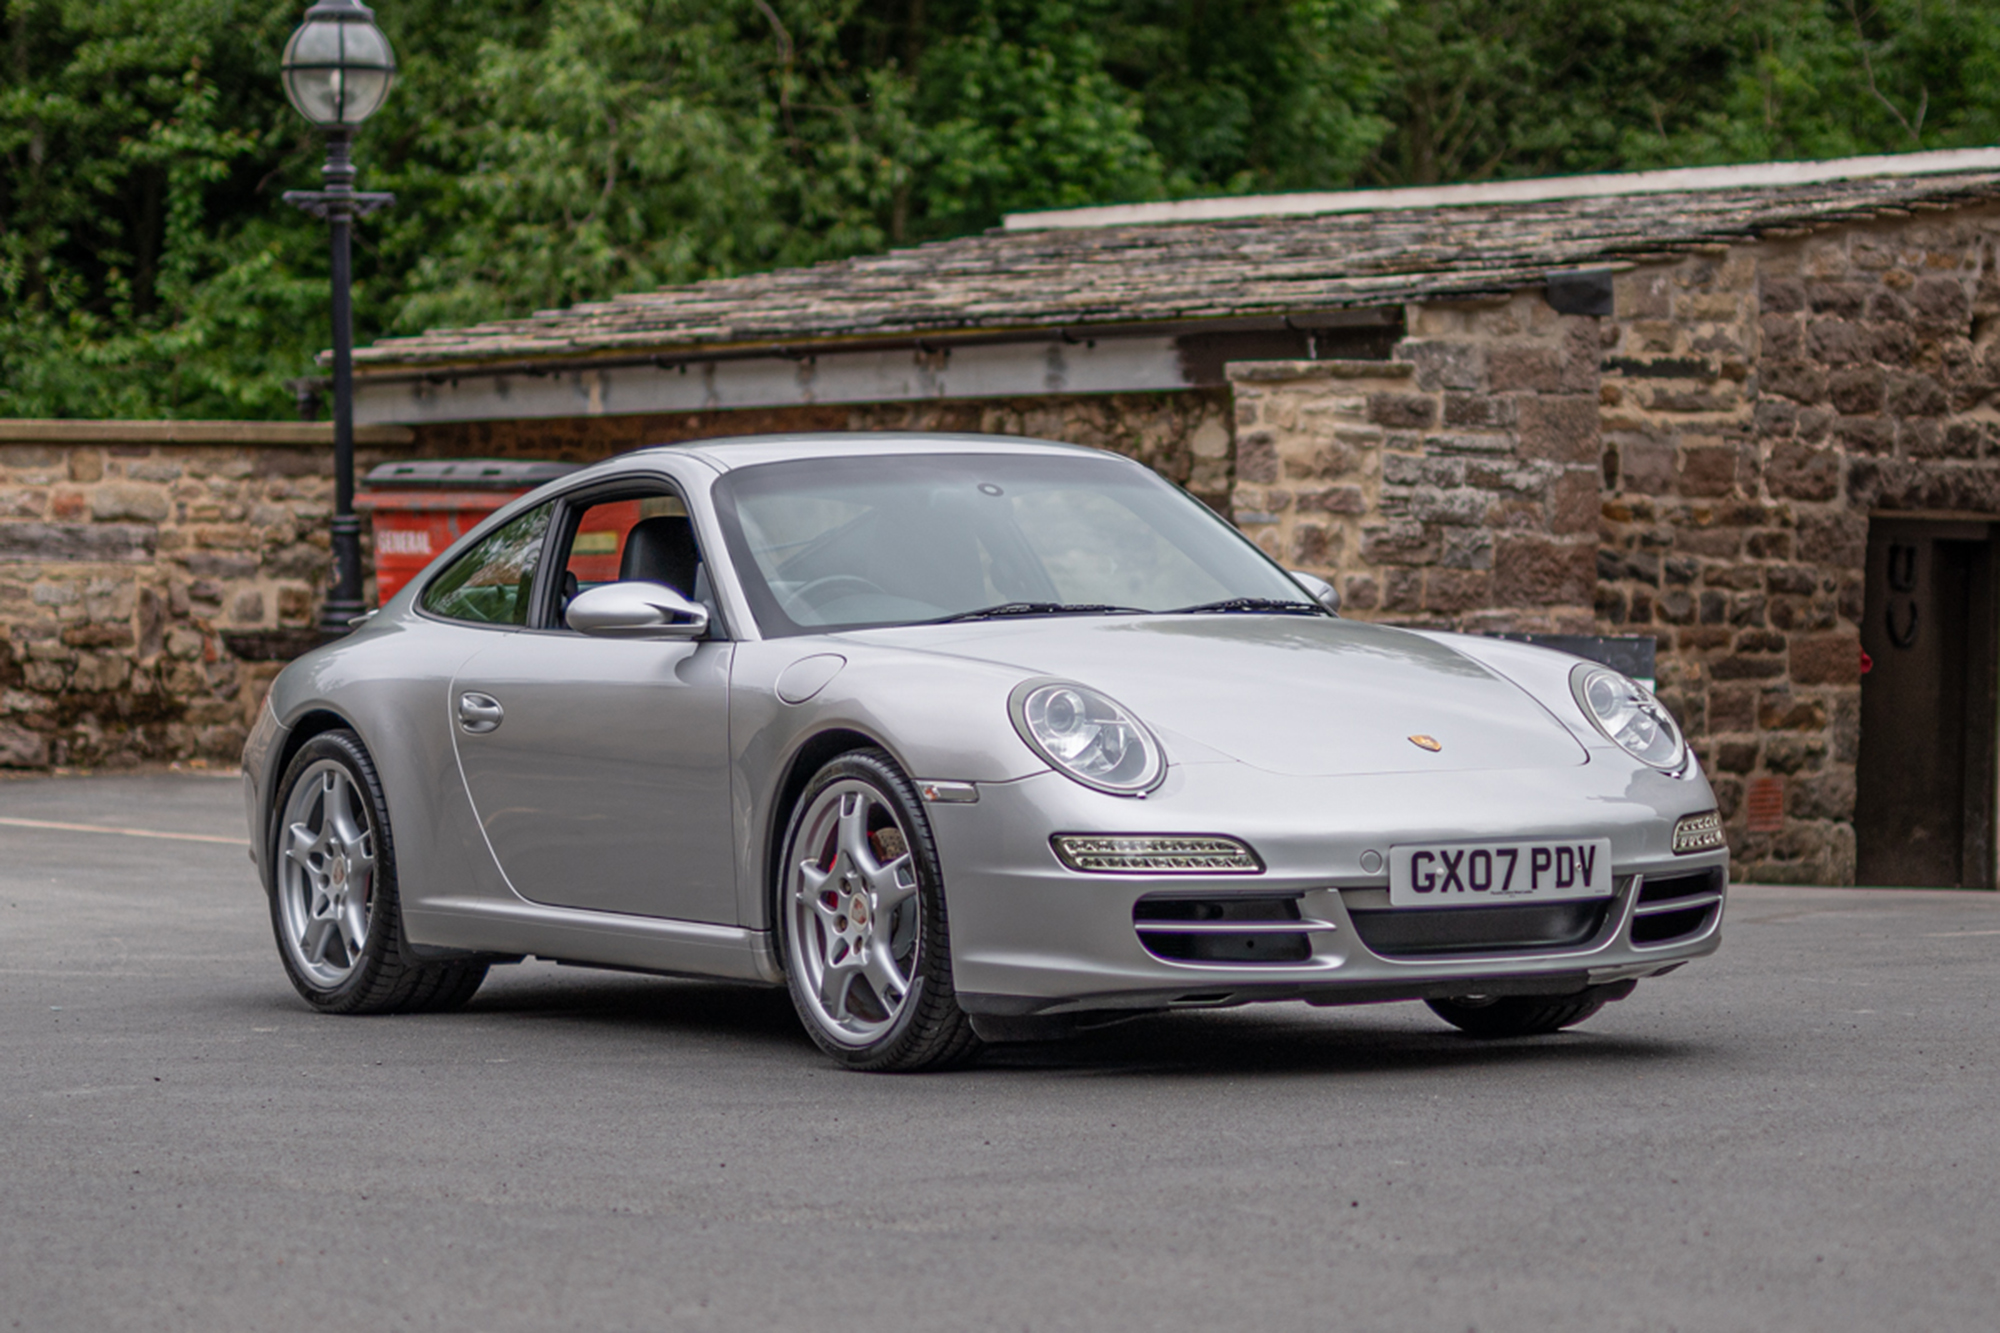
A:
[1855,518,1998,888]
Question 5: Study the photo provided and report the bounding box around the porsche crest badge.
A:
[1408,734,1442,752]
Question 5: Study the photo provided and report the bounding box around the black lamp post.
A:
[280,0,397,635]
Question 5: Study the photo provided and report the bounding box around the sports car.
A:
[242,433,1728,1070]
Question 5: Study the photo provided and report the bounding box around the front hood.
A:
[854,616,1588,777]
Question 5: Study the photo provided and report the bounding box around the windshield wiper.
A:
[935,601,1145,623]
[1164,597,1322,615]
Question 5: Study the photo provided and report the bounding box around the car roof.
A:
[628,431,1114,472]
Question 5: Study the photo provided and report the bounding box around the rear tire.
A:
[1426,983,1630,1038]
[268,729,487,1015]
[777,748,980,1072]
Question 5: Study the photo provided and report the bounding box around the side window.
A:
[554,489,713,626]
[420,502,552,626]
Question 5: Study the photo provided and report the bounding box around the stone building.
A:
[11,147,2000,889]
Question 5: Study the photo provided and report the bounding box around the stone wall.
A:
[1229,291,1603,633]
[0,422,413,768]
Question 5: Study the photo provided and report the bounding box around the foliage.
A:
[2,0,1999,419]
[1,0,311,416]
[1360,1,2000,184]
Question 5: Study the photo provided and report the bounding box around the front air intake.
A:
[1346,899,1613,958]
[1630,868,1724,946]
[1131,895,1327,964]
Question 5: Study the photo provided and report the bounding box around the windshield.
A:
[710,451,1314,636]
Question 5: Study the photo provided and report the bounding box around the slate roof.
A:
[355,155,2000,369]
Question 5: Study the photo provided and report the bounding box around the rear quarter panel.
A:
[263,615,517,935]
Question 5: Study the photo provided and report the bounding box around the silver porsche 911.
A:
[242,433,1727,1071]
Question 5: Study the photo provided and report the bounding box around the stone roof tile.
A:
[354,168,2000,368]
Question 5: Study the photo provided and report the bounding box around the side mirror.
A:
[566,581,710,640]
[1288,570,1341,615]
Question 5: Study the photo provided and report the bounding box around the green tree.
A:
[1359,0,2000,185]
[379,0,898,333]
[1102,0,1392,195]
[907,0,1167,235]
[1630,0,2000,166]
[1,0,313,416]
[6,1,1999,421]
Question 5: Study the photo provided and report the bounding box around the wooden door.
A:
[1855,519,1996,888]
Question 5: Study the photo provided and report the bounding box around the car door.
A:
[448,479,737,924]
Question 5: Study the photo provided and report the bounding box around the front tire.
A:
[268,729,487,1015]
[777,749,979,1072]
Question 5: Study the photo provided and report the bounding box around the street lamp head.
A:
[281,0,397,127]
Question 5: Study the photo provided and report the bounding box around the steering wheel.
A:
[790,574,889,609]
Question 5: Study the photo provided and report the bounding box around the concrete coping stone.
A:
[1226,359,1415,382]
[0,420,416,448]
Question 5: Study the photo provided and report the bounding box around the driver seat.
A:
[620,516,700,597]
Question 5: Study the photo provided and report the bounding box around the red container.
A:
[356,459,579,605]
[563,498,649,583]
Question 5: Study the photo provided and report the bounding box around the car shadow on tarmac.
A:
[432,969,1703,1079]
[981,1012,1698,1079]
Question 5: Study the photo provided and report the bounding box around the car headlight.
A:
[1009,680,1164,795]
[1571,665,1687,771]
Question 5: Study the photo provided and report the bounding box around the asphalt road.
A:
[2,773,1996,1333]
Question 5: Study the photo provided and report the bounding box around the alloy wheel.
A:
[276,759,377,988]
[785,779,922,1047]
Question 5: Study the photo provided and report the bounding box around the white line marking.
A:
[0,816,249,847]
[1921,928,2000,938]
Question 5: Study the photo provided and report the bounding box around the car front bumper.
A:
[927,761,1727,1017]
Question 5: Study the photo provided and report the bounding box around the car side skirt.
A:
[405,898,784,985]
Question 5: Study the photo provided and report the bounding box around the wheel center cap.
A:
[330,855,349,890]
[849,897,869,929]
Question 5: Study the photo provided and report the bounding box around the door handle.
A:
[457,692,504,734]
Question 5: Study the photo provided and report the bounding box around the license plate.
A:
[1388,839,1613,908]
